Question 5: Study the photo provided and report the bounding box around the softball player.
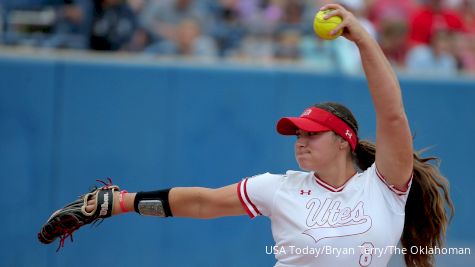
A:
[41,4,453,267]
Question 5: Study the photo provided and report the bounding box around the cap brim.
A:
[276,117,331,135]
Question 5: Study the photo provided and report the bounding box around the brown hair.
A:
[315,102,455,267]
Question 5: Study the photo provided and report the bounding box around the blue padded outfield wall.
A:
[0,54,474,267]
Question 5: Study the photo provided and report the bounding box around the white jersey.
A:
[237,163,411,267]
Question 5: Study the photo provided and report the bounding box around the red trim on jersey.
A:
[243,179,262,216]
[237,180,255,218]
[314,172,356,192]
[375,166,413,196]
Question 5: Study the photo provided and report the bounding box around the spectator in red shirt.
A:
[367,0,417,30]
[408,0,465,47]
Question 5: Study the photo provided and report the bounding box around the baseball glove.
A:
[38,178,120,251]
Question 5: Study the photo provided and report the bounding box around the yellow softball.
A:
[313,9,343,40]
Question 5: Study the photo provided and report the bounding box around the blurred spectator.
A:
[140,0,207,43]
[299,35,337,72]
[122,26,151,52]
[121,0,151,51]
[332,37,361,74]
[366,0,413,68]
[467,34,475,74]
[144,17,217,58]
[408,0,465,47]
[244,0,284,36]
[127,0,146,14]
[43,0,92,49]
[458,0,475,34]
[1,6,4,36]
[1,0,48,9]
[274,28,300,62]
[451,32,475,72]
[1,0,474,76]
[379,19,409,67]
[235,31,275,63]
[1,0,56,46]
[209,0,247,57]
[406,29,457,76]
[89,0,137,51]
[277,0,307,34]
[367,0,416,30]
[234,0,259,21]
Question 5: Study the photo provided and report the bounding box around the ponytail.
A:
[354,140,455,267]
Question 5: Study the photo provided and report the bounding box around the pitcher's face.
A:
[295,130,340,172]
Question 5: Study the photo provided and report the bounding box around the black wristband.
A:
[134,188,173,217]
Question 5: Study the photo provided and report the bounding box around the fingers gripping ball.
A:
[313,9,343,40]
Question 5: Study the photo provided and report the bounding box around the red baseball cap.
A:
[276,107,358,151]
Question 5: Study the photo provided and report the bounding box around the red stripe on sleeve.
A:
[375,166,413,196]
[237,180,255,218]
[243,179,262,215]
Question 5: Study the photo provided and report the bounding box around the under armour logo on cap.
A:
[301,109,312,116]
[345,129,352,139]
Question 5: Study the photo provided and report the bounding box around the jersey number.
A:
[359,242,374,266]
